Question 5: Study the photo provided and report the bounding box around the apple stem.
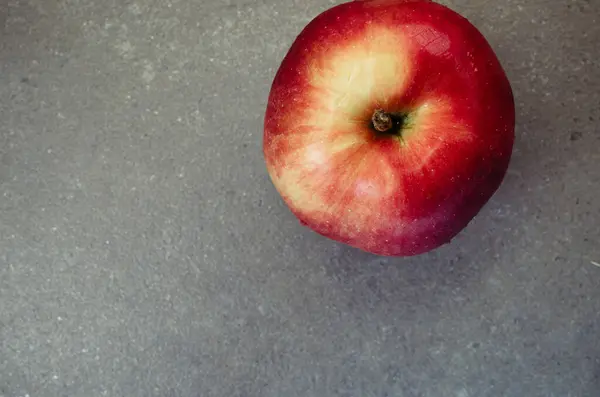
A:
[372,109,394,133]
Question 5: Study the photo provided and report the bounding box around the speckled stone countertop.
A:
[1,1,599,396]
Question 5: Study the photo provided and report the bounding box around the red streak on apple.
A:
[263,0,515,256]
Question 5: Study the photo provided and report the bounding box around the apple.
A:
[263,0,515,256]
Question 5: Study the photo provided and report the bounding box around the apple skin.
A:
[263,0,515,256]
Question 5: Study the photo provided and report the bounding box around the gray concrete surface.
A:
[1,0,599,396]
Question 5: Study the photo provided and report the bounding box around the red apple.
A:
[263,0,515,256]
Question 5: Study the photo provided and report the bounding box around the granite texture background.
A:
[1,0,599,396]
